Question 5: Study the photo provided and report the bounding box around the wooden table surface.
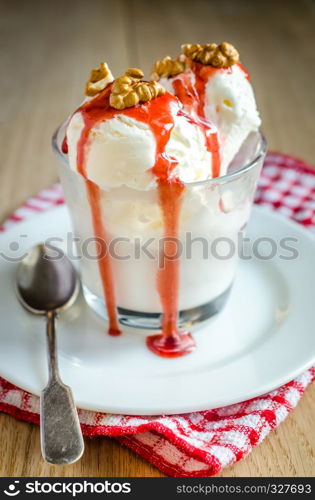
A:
[0,0,314,477]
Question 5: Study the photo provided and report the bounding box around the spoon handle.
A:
[40,311,84,465]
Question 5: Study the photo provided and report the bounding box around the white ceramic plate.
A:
[0,205,314,415]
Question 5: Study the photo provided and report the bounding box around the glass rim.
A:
[52,119,267,187]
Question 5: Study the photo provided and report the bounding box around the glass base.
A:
[83,284,232,331]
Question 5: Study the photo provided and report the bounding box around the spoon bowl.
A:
[16,243,84,465]
[16,243,79,314]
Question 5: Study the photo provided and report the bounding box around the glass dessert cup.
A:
[53,124,266,356]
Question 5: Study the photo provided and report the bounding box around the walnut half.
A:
[151,56,185,80]
[110,68,165,110]
[182,42,239,68]
[85,62,114,96]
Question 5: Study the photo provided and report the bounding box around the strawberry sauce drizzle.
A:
[147,179,195,357]
[74,87,195,356]
[76,97,121,335]
[62,136,68,154]
[237,62,250,80]
[172,63,221,178]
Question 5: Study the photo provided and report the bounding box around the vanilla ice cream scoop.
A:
[66,89,218,189]
[201,63,261,171]
[152,43,261,175]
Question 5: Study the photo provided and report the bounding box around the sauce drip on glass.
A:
[76,91,121,335]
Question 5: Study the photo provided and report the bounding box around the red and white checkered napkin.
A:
[1,152,315,477]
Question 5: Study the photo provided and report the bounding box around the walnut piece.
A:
[151,56,185,80]
[182,42,239,68]
[110,68,165,110]
[85,62,114,96]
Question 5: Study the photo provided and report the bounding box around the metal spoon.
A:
[16,243,84,465]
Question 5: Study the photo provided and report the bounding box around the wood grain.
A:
[0,0,314,477]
